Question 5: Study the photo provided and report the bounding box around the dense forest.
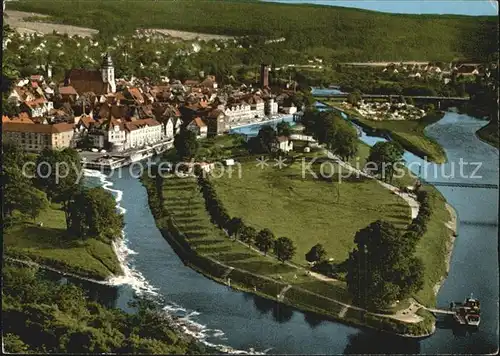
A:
[2,263,206,354]
[8,0,498,61]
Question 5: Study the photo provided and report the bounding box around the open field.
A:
[211,157,411,265]
[149,28,233,41]
[3,10,99,37]
[8,0,497,61]
[3,204,121,280]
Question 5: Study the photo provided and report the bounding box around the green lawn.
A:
[211,155,411,265]
[159,136,451,309]
[161,175,351,303]
[3,205,121,280]
[329,103,447,163]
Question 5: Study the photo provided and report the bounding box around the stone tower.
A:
[101,53,116,93]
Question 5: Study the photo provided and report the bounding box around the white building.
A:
[124,119,163,149]
[275,136,293,153]
[266,98,279,115]
[187,117,208,139]
[89,118,163,151]
[282,104,297,115]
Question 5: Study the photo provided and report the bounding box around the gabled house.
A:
[187,117,207,138]
[206,109,229,136]
[274,136,293,153]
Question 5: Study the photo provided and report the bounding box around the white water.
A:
[83,169,268,354]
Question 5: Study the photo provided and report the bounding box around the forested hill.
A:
[8,0,498,61]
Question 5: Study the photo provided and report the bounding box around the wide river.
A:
[84,109,498,354]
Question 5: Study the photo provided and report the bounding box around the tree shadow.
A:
[343,330,420,354]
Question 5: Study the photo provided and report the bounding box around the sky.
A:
[264,0,498,16]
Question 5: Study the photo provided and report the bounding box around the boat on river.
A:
[450,295,481,327]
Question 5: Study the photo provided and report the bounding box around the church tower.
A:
[101,53,116,93]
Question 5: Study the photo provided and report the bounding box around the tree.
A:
[305,243,327,264]
[273,237,296,263]
[255,228,275,255]
[347,90,362,106]
[346,220,424,309]
[330,118,358,161]
[26,189,50,221]
[366,141,404,183]
[35,148,82,203]
[227,217,244,238]
[239,225,257,246]
[174,129,199,161]
[276,121,292,137]
[67,187,124,241]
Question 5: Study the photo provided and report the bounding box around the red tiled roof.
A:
[192,117,206,128]
[59,86,79,96]
[277,136,289,143]
[3,122,74,133]
[66,69,108,96]
[11,113,34,124]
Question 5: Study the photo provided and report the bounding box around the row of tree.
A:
[301,109,359,161]
[196,171,296,263]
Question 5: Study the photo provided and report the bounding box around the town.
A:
[2,54,301,158]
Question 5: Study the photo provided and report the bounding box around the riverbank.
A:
[3,204,122,281]
[141,171,436,337]
[327,102,447,164]
[433,203,458,296]
[475,120,499,149]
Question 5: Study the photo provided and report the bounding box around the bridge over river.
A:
[313,92,469,102]
[421,180,498,189]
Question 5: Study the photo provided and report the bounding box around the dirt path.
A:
[326,150,420,219]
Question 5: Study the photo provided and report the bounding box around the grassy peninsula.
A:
[142,132,453,336]
[8,0,498,61]
[4,204,122,281]
[327,102,448,163]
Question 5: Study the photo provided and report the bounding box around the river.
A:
[83,109,498,354]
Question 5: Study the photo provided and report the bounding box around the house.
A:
[274,136,293,153]
[58,86,79,103]
[206,109,229,135]
[265,98,279,115]
[187,117,208,138]
[455,64,479,77]
[164,117,176,139]
[21,97,53,117]
[64,53,116,96]
[282,104,297,115]
[199,75,218,90]
[2,122,75,152]
[124,118,163,149]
